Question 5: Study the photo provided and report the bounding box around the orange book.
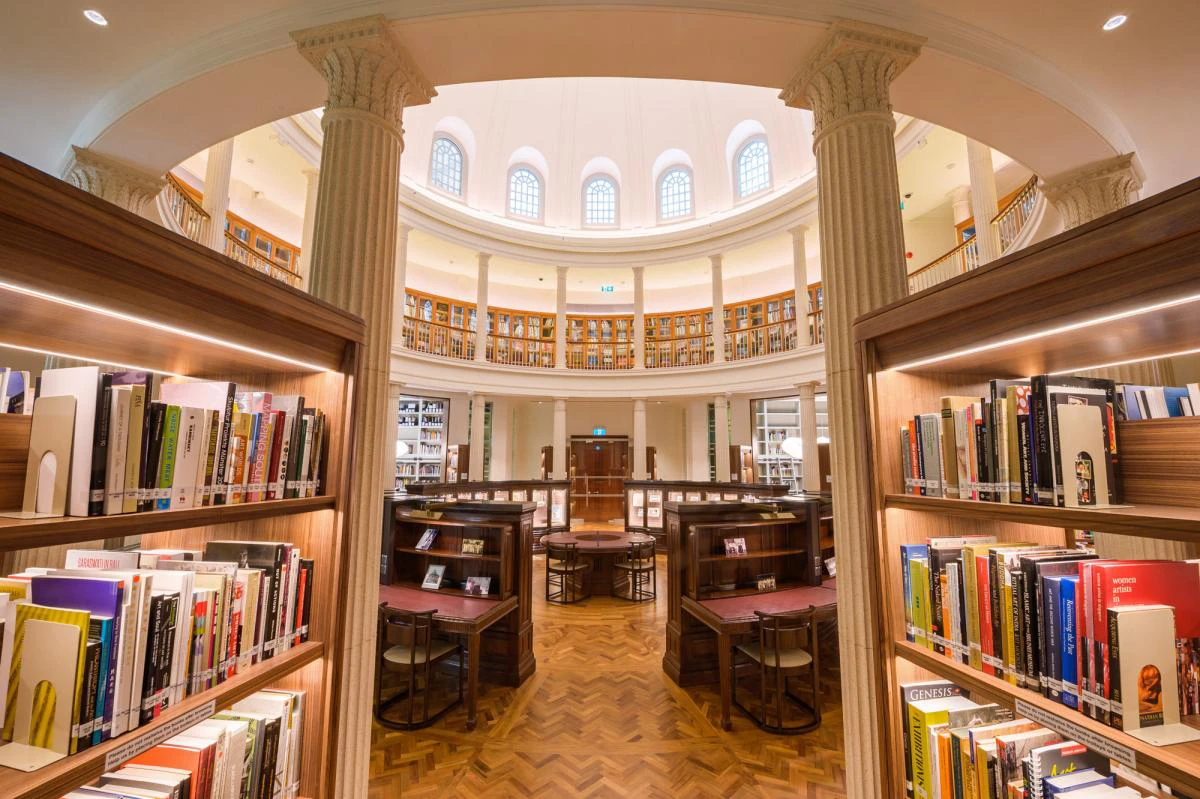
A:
[129,741,210,799]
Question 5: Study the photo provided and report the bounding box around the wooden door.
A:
[570,437,629,523]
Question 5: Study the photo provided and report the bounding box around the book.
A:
[156,405,182,511]
[1053,401,1109,508]
[918,413,943,498]
[908,695,980,799]
[900,680,964,798]
[1044,768,1113,795]
[421,565,446,590]
[1026,741,1110,799]
[464,576,491,596]
[939,396,976,499]
[461,538,484,555]
[414,529,438,551]
[724,537,747,556]
[900,544,929,644]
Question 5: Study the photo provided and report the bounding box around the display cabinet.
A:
[404,479,570,550]
[622,480,789,545]
[395,393,448,486]
[564,313,635,370]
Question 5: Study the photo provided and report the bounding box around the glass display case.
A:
[622,480,789,546]
[405,479,571,550]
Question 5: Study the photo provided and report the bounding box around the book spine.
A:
[1061,580,1079,709]
[973,411,989,502]
[928,553,944,656]
[908,419,921,496]
[140,593,165,725]
[901,428,913,493]
[989,553,1005,680]
[1044,580,1061,700]
[262,558,284,661]
[88,374,113,516]
[978,554,997,676]
[1017,413,1034,504]
[212,386,236,506]
[156,406,181,511]
[1010,568,1026,686]
[1108,608,1123,729]
[915,418,927,496]
[266,410,286,500]
[76,638,102,752]
[299,560,314,643]
[1031,376,1052,505]
[901,546,915,642]
[1020,565,1039,687]
[122,386,146,514]
[157,594,178,716]
[939,407,959,499]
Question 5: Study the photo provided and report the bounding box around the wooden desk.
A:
[682,583,838,730]
[542,530,655,596]
[378,583,518,730]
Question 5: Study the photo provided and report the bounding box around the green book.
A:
[156,405,181,510]
[910,557,932,651]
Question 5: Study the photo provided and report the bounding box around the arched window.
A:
[583,175,618,226]
[508,166,542,220]
[430,137,465,196]
[658,167,693,221]
[735,138,770,198]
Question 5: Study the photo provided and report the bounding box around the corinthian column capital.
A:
[291,15,435,135]
[1041,153,1143,230]
[780,20,924,142]
[62,146,165,214]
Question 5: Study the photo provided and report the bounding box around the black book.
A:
[140,402,167,513]
[299,558,314,643]
[1031,375,1117,506]
[156,592,178,716]
[1016,413,1035,504]
[927,545,963,656]
[77,637,103,752]
[88,372,113,516]
[914,416,926,496]
[204,541,287,661]
[139,592,167,724]
[258,716,281,799]
[974,401,993,502]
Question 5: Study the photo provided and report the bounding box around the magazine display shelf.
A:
[0,153,363,799]
[854,176,1200,797]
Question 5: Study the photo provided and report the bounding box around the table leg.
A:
[718,630,732,731]
[466,630,481,731]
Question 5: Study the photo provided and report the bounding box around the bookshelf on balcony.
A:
[0,152,363,798]
[855,174,1200,797]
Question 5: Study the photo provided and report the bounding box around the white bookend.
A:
[38,365,101,516]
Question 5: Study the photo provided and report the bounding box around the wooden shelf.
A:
[697,580,809,599]
[894,639,1200,795]
[0,496,335,552]
[698,547,807,562]
[883,493,1200,543]
[395,546,501,562]
[0,641,324,799]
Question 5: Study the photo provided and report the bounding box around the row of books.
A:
[35,366,328,517]
[0,541,313,761]
[63,688,305,799]
[900,375,1121,508]
[1120,382,1200,419]
[903,678,1157,799]
[900,536,1200,735]
[0,367,31,414]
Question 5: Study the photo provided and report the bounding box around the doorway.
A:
[569,436,629,524]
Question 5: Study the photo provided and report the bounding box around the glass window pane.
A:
[509,167,541,219]
[430,137,464,196]
[659,168,692,220]
[736,139,771,197]
[583,176,617,226]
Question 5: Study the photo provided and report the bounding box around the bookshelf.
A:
[752,394,829,489]
[404,479,570,550]
[854,176,1200,797]
[396,393,447,486]
[0,153,363,799]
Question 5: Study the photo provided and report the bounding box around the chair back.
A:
[378,604,437,669]
[546,541,577,568]
[626,539,655,566]
[754,606,817,671]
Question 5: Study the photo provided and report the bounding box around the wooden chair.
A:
[546,541,590,603]
[613,539,656,602]
[374,604,463,729]
[731,607,821,734]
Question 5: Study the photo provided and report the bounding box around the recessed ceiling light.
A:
[1103,14,1127,31]
[83,9,108,25]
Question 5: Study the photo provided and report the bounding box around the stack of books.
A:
[0,542,314,760]
[1120,382,1200,418]
[34,366,328,517]
[901,539,1200,733]
[62,688,306,799]
[902,678,1155,799]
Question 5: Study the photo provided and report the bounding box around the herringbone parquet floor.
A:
[370,555,847,798]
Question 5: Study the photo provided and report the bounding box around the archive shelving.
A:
[396,393,448,486]
[854,176,1200,796]
[0,153,362,799]
[752,394,828,490]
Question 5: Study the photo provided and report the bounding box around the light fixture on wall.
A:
[780,436,804,459]
[1103,14,1127,31]
[83,9,108,25]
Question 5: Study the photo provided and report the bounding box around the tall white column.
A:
[797,382,821,492]
[966,138,1002,263]
[385,382,403,493]
[475,252,490,362]
[790,225,811,344]
[292,16,434,797]
[950,185,972,227]
[393,223,411,349]
[713,394,731,481]
[555,266,568,368]
[62,146,164,215]
[552,398,568,479]
[710,254,726,363]
[633,266,646,369]
[782,20,924,796]
[469,393,487,480]
[201,138,235,253]
[296,167,319,287]
[632,398,648,478]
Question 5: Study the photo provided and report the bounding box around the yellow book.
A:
[0,579,29,600]
[4,604,90,753]
[908,695,978,799]
[962,543,1001,671]
[910,558,933,651]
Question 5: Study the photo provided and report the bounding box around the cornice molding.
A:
[1041,152,1143,230]
[62,146,166,214]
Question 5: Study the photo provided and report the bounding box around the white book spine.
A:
[171,407,204,509]
[105,387,131,515]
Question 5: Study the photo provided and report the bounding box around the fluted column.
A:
[385,382,403,493]
[797,382,821,492]
[713,394,731,481]
[950,185,972,227]
[555,266,568,368]
[201,138,235,253]
[552,398,568,479]
[966,138,1002,263]
[469,393,487,480]
[475,252,491,362]
[782,19,924,796]
[291,16,434,798]
[632,398,648,479]
[790,225,811,344]
[709,255,726,363]
[62,146,165,215]
[393,223,411,349]
[633,266,646,369]
[297,167,320,286]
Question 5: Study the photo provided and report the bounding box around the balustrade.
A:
[224,233,304,287]
[402,316,475,360]
[487,331,555,368]
[725,318,799,361]
[162,173,209,242]
[993,176,1040,252]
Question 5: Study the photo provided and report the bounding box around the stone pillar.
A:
[710,254,726,363]
[950,185,972,227]
[713,394,731,482]
[966,138,1003,263]
[291,16,434,798]
[552,398,568,479]
[790,225,811,344]
[781,19,924,797]
[201,138,235,253]
[475,252,491,362]
[384,382,403,493]
[469,393,487,480]
[1043,153,1195,561]
[296,167,320,286]
[62,146,165,215]
[555,266,568,368]
[798,382,822,492]
[633,266,646,369]
[393,223,411,349]
[632,398,648,479]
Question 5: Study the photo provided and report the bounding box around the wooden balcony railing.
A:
[645,334,714,368]
[487,332,555,368]
[565,340,636,370]
[725,318,799,361]
[402,316,475,360]
[993,176,1040,252]
[163,173,209,242]
[224,232,303,288]
[808,309,825,345]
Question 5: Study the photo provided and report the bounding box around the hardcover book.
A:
[422,565,446,590]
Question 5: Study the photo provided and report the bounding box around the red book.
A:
[908,420,920,496]
[977,552,996,676]
[293,564,307,646]
[265,409,286,500]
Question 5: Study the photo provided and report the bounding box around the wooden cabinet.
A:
[405,479,570,550]
[623,480,788,546]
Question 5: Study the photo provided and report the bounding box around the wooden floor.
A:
[370,555,847,797]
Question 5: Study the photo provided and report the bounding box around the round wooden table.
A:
[542,530,656,597]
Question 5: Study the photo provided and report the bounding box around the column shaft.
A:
[713,395,731,481]
[394,224,411,350]
[552,399,568,479]
[475,253,490,362]
[469,394,488,480]
[791,226,811,344]
[202,138,235,253]
[385,382,403,493]
[710,255,726,363]
[632,399,648,478]
[555,267,568,369]
[797,382,821,492]
[966,138,1002,263]
[297,168,320,286]
[633,266,646,369]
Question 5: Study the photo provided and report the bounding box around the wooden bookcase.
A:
[684,516,821,599]
[404,479,570,550]
[0,153,363,798]
[391,515,514,599]
[623,480,788,545]
[854,176,1200,796]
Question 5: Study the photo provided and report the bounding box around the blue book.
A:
[1042,575,1064,700]
[1045,768,1114,795]
[1164,386,1190,417]
[1121,384,1147,420]
[1059,576,1080,709]
[87,615,113,745]
[899,544,928,643]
